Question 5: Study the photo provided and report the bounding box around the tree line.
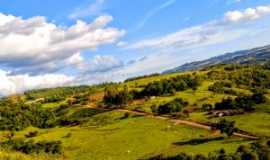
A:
[104,74,201,106]
[213,93,266,111]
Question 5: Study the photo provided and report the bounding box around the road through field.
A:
[116,109,259,140]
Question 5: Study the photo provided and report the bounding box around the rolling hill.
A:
[0,60,270,160]
[164,45,270,73]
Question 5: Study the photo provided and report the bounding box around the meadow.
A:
[0,63,270,159]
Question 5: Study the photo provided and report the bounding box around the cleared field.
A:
[1,110,253,160]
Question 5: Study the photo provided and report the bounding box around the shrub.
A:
[153,98,189,115]
[25,131,38,138]
[1,139,62,154]
[208,81,232,94]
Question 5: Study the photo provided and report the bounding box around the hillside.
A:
[0,63,270,159]
[164,45,270,73]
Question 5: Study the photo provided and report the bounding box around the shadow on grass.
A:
[173,136,225,146]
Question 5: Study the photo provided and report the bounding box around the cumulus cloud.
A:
[225,5,270,22]
[0,13,125,74]
[0,70,73,96]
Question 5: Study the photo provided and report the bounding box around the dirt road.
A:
[117,109,259,140]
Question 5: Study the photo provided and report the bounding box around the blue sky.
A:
[0,0,270,95]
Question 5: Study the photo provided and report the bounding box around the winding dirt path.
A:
[116,109,259,140]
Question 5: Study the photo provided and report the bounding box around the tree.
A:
[156,98,188,115]
[216,119,236,137]
[235,96,254,111]
[103,86,132,106]
[215,98,235,110]
[251,93,266,104]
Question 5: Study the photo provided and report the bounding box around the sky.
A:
[0,0,270,96]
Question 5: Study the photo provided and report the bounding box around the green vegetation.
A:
[147,141,270,160]
[0,102,56,131]
[1,139,62,154]
[0,63,270,159]
[213,93,266,111]
[151,98,189,115]
[215,119,237,137]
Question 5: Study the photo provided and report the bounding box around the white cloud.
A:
[69,0,106,19]
[0,14,125,74]
[80,55,124,73]
[225,5,270,22]
[129,4,270,50]
[0,70,73,96]
[66,52,84,68]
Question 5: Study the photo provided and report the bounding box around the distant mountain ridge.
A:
[164,45,270,73]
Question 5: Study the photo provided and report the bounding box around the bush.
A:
[1,139,62,154]
[58,108,103,126]
[44,95,64,103]
[25,131,38,138]
[153,98,189,115]
[208,81,233,94]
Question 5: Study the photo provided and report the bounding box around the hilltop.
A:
[164,45,270,73]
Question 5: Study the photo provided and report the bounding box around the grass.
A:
[41,102,63,109]
[127,81,232,113]
[2,110,256,160]
[1,65,269,159]
[152,138,253,158]
[39,115,209,160]
[188,102,270,137]
[0,149,64,160]
[216,102,270,137]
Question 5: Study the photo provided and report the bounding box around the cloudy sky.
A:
[0,0,270,95]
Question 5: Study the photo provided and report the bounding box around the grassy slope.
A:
[6,111,211,160]
[1,65,270,159]
[1,109,253,160]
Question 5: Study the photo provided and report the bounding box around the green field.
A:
[1,64,270,159]
[0,110,255,160]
